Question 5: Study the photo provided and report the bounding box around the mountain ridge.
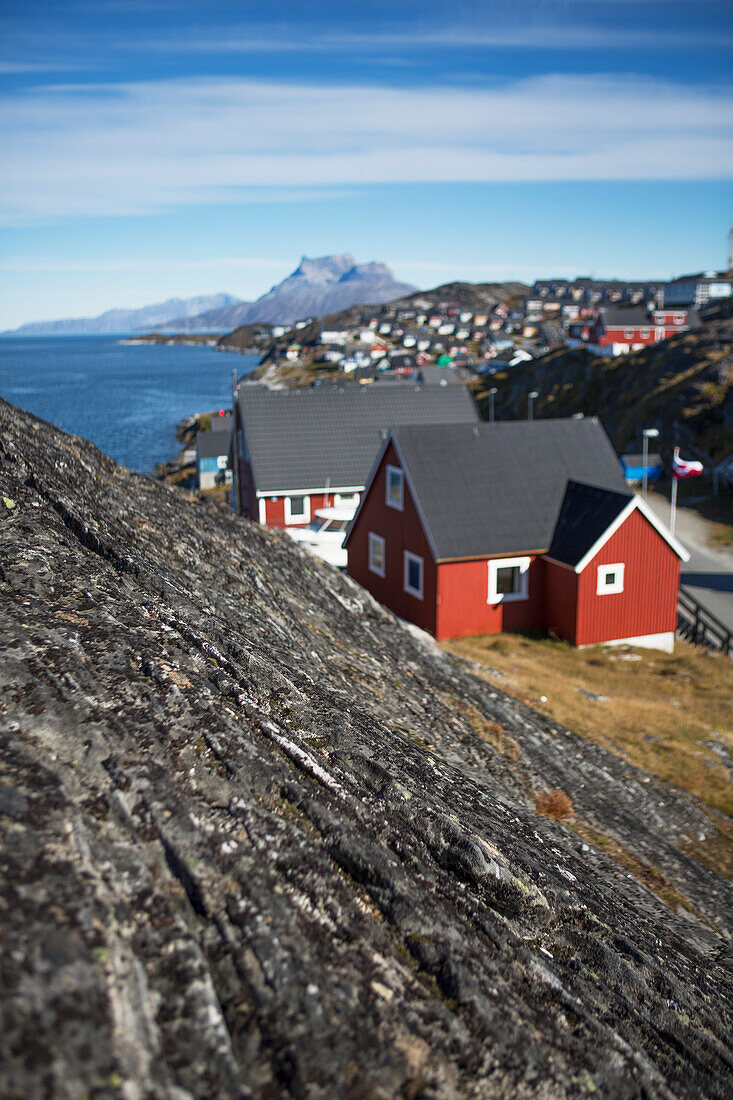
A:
[163,254,417,330]
[5,293,241,336]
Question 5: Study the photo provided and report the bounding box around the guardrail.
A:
[677,586,732,656]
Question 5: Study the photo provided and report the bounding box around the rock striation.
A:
[0,396,732,1099]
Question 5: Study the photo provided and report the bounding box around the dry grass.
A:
[534,789,574,820]
[443,633,733,820]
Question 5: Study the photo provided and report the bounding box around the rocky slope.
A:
[168,255,417,332]
[1,396,732,1099]
[474,301,733,463]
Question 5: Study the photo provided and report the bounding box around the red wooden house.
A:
[586,306,693,356]
[345,419,688,651]
[229,383,479,528]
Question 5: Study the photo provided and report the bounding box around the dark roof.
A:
[238,384,479,493]
[384,418,626,560]
[598,307,650,328]
[547,481,632,567]
[195,420,230,455]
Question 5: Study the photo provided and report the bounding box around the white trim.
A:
[257,484,362,498]
[574,496,689,573]
[386,465,404,511]
[580,631,675,654]
[403,551,424,599]
[284,495,311,525]
[488,556,530,604]
[368,532,386,577]
[258,498,267,524]
[596,562,625,595]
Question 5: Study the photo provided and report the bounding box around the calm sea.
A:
[0,336,259,473]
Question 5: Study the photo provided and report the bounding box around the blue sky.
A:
[1,0,732,328]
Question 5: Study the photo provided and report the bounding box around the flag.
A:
[672,447,703,479]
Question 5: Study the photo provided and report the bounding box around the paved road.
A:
[645,490,733,640]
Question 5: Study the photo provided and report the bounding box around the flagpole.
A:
[670,474,678,536]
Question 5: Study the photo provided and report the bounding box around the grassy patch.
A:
[442,633,733,821]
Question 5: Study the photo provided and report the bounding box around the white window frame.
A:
[368,532,386,577]
[334,492,360,508]
[487,556,530,604]
[385,465,404,511]
[597,562,625,595]
[284,495,311,525]
[403,551,424,599]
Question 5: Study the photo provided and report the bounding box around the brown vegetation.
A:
[534,789,574,819]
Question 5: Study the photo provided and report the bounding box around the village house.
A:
[663,271,732,308]
[580,305,692,355]
[345,418,688,650]
[230,383,479,527]
[196,412,232,490]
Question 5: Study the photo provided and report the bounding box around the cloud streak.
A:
[163,24,733,54]
[2,74,732,222]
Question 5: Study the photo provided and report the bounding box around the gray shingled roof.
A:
[389,418,627,560]
[547,481,632,567]
[598,307,651,328]
[196,425,232,459]
[238,384,479,493]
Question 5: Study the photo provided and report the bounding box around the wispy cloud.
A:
[154,22,733,54]
[2,74,731,222]
[0,61,78,73]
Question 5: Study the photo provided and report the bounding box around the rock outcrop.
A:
[0,397,731,1098]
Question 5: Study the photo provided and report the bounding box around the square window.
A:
[488,556,530,603]
[285,495,310,524]
[385,465,404,510]
[403,551,423,599]
[368,532,385,577]
[597,562,625,595]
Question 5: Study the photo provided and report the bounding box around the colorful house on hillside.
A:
[344,418,688,651]
[586,307,692,356]
[229,383,479,527]
[196,412,232,490]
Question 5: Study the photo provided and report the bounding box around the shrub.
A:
[534,789,574,820]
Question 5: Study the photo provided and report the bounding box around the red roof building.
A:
[345,419,689,651]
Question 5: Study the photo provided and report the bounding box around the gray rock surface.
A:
[0,396,732,1099]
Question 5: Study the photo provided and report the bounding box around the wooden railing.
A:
[677,586,732,656]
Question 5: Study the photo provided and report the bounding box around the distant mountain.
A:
[5,294,242,336]
[163,254,417,331]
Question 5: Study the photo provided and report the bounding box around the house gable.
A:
[346,440,438,635]
[575,507,682,648]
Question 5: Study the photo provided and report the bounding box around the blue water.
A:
[0,336,259,473]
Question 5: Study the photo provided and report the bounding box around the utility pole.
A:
[488,387,498,422]
[641,428,659,499]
